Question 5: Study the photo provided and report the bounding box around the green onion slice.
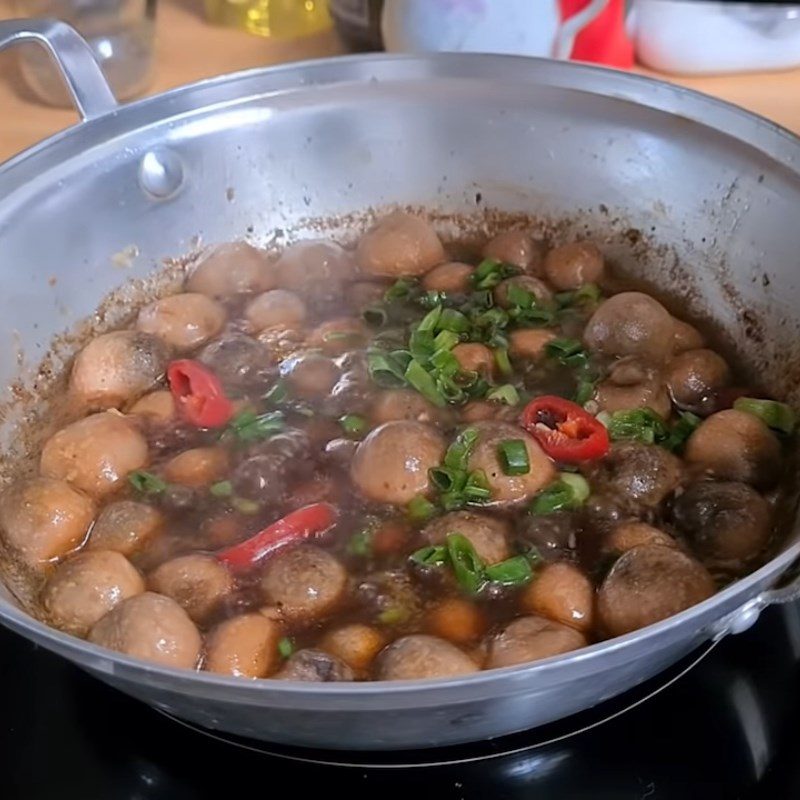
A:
[128,470,167,495]
[407,495,438,523]
[405,359,446,407]
[446,533,486,595]
[530,472,591,515]
[486,384,520,406]
[340,414,367,436]
[409,545,448,567]
[210,480,233,498]
[493,347,513,377]
[278,637,294,659]
[497,439,530,476]
[734,397,796,435]
[485,555,534,587]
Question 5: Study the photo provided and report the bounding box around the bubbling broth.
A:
[0,211,794,681]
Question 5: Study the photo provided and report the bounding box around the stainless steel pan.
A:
[1,18,800,750]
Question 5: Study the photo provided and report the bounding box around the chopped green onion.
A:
[561,472,591,503]
[507,283,534,309]
[433,329,460,352]
[493,347,513,377]
[486,384,520,406]
[485,555,534,587]
[384,277,418,302]
[446,533,486,595]
[227,410,285,443]
[378,606,409,625]
[575,283,602,303]
[418,305,443,332]
[472,258,517,290]
[463,470,491,502]
[734,397,796,435]
[420,290,447,308]
[367,350,407,388]
[545,338,589,370]
[407,495,438,523]
[430,348,460,375]
[575,378,596,406]
[607,407,669,446]
[363,306,388,327]
[497,439,530,476]
[278,637,294,659]
[409,544,448,567]
[444,428,479,472]
[429,467,459,493]
[231,497,260,515]
[128,470,167,495]
[405,359,446,407]
[264,379,289,405]
[340,414,367,437]
[347,528,373,557]
[210,480,233,498]
[438,308,470,333]
[530,472,591,515]
[663,411,702,452]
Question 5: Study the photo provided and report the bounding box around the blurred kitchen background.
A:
[1,0,800,160]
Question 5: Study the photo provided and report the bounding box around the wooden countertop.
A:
[1,0,800,162]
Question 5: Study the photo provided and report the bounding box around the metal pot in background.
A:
[1,18,800,751]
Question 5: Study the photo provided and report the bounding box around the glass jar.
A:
[14,0,156,105]
[203,0,332,38]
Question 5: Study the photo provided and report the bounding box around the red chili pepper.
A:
[216,502,338,571]
[167,360,234,429]
[522,395,609,463]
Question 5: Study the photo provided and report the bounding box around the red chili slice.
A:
[216,502,338,571]
[522,395,609,463]
[167,359,234,429]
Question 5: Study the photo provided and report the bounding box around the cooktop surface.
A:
[2,603,800,799]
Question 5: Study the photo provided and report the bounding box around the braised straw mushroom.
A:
[422,262,474,293]
[422,511,510,565]
[351,421,446,505]
[584,292,674,363]
[483,231,543,273]
[356,211,445,277]
[486,616,587,668]
[370,389,442,425]
[377,635,478,679]
[666,349,731,412]
[597,545,715,636]
[69,331,169,411]
[89,592,201,669]
[40,412,149,498]
[136,293,226,350]
[244,289,307,332]
[148,554,233,623]
[260,545,348,623]
[42,550,144,636]
[276,649,355,681]
[88,500,162,556]
[519,562,594,633]
[0,478,95,567]
[494,275,553,309]
[543,241,605,290]
[467,422,556,506]
[186,241,274,297]
[684,409,781,488]
[204,613,282,678]
[673,481,772,571]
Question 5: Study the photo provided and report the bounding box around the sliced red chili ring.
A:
[522,395,609,463]
[167,359,234,429]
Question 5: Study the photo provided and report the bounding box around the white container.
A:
[381,0,610,60]
[633,0,800,75]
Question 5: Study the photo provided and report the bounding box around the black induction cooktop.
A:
[3,603,800,799]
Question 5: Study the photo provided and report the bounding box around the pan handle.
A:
[0,18,117,120]
[711,561,800,641]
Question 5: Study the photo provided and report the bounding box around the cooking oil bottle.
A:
[204,0,331,38]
